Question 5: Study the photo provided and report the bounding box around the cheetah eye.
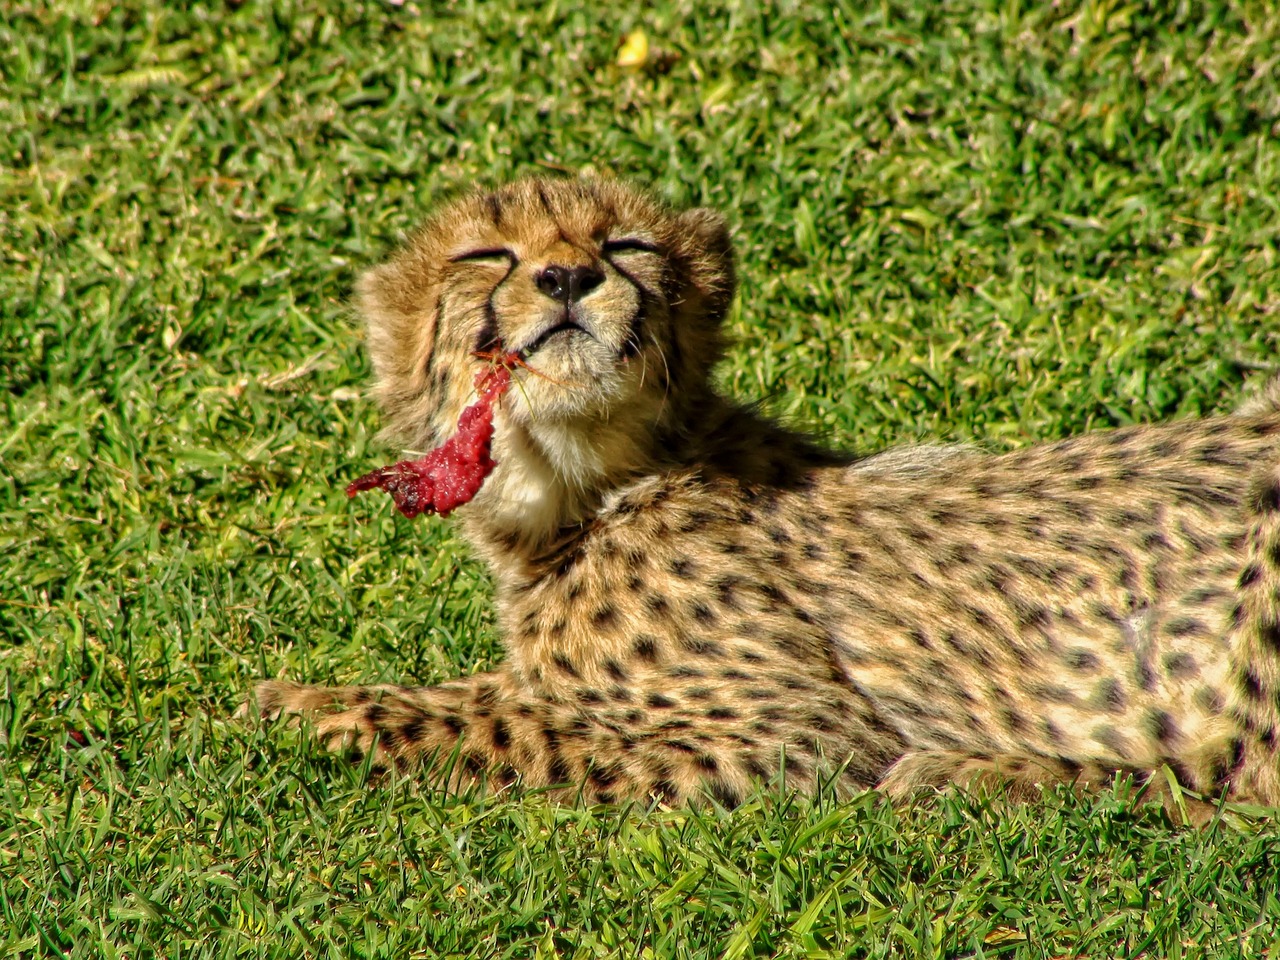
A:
[602,238,659,256]
[450,248,515,264]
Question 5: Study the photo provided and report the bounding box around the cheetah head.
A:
[356,177,735,534]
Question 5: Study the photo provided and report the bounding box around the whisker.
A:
[645,328,673,419]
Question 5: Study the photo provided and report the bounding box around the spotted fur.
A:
[248,177,1280,813]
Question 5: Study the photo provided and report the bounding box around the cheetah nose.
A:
[535,265,604,303]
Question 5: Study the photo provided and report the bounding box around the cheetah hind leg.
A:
[878,750,1222,824]
[239,680,443,768]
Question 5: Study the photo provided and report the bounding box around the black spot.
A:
[694,753,719,773]
[680,635,725,658]
[678,510,717,533]
[625,709,644,724]
[651,780,679,802]
[1251,477,1280,514]
[1135,659,1156,692]
[1193,686,1225,715]
[664,739,696,754]
[647,693,676,709]
[442,714,465,736]
[1000,707,1027,733]
[627,575,645,592]
[1260,619,1280,653]
[759,584,787,609]
[966,605,995,630]
[1016,604,1052,632]
[578,689,604,705]
[1090,601,1123,625]
[1166,617,1205,638]
[589,763,619,789]
[633,635,659,661]
[1231,602,1247,630]
[646,594,671,618]
[551,653,581,678]
[771,634,808,659]
[668,664,704,679]
[554,550,581,579]
[605,658,629,681]
[1032,684,1077,705]
[706,706,738,720]
[547,755,571,785]
[1240,667,1264,701]
[669,557,696,579]
[491,719,510,749]
[707,780,742,808]
[692,603,716,625]
[807,713,837,732]
[1095,678,1126,713]
[1145,710,1180,745]
[715,577,744,610]
[1161,652,1198,678]
[1239,564,1262,589]
[591,605,617,629]
[1091,724,1131,760]
[400,718,425,742]
[1140,531,1171,552]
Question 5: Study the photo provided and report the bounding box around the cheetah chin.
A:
[246,176,1280,818]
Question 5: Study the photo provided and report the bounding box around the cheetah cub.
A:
[251,177,1280,812]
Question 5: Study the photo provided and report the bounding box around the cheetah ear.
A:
[676,207,733,263]
[674,207,736,321]
[356,257,438,406]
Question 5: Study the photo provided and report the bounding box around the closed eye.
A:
[450,248,515,264]
[602,238,660,255]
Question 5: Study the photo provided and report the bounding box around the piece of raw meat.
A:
[346,360,513,518]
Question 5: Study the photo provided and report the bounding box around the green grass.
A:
[3,0,1280,956]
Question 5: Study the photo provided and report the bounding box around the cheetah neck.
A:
[460,389,837,574]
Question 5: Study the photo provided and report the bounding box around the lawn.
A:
[3,0,1280,956]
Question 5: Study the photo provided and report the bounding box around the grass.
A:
[3,0,1280,955]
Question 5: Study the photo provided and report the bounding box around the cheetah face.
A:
[357,178,735,453]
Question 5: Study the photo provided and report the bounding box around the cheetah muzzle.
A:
[246,176,1280,816]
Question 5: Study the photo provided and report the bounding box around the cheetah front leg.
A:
[245,673,814,805]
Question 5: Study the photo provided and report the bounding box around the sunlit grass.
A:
[2,1,1279,956]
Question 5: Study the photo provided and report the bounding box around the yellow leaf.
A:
[617,29,649,69]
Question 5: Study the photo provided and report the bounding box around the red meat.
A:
[346,360,514,518]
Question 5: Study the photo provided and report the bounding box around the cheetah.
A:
[249,176,1280,814]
